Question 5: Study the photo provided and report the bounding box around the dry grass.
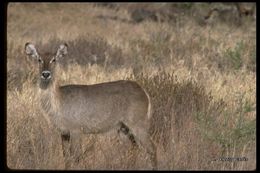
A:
[7,3,256,170]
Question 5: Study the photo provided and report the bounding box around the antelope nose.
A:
[42,71,51,79]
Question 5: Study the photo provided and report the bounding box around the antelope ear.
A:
[25,42,39,59]
[56,43,68,59]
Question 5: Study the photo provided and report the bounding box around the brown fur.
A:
[25,42,157,169]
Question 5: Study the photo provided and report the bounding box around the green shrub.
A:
[195,92,256,154]
[224,41,244,70]
[247,47,256,72]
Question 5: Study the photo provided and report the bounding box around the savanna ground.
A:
[7,3,256,170]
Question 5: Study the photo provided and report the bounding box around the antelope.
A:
[25,42,157,169]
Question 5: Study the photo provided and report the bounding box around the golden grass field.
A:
[7,3,256,170]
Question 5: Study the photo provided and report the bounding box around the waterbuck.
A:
[25,42,157,169]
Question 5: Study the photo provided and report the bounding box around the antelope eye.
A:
[38,59,43,63]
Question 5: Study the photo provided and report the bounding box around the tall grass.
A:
[7,3,256,170]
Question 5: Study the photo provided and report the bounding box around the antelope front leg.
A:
[61,132,71,169]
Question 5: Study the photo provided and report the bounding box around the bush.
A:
[195,92,256,164]
[129,72,220,169]
[129,72,255,169]
[223,41,244,70]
